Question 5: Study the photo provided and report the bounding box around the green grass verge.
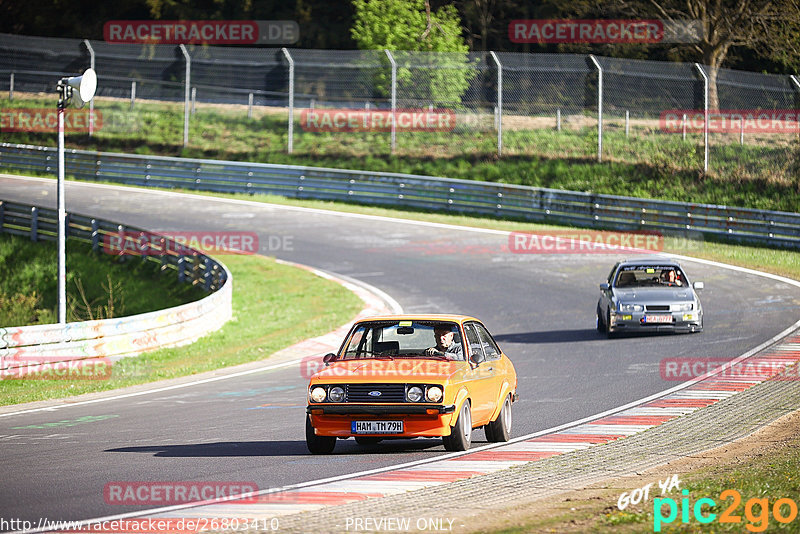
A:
[3,95,798,212]
[0,252,363,406]
[0,233,205,326]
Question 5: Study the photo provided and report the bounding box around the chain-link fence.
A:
[0,32,798,187]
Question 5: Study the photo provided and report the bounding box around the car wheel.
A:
[605,310,616,338]
[443,401,472,451]
[354,437,383,446]
[596,307,604,333]
[485,394,512,442]
[305,415,336,454]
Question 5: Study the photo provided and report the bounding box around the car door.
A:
[463,322,498,425]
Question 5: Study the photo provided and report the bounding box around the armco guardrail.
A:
[0,198,232,373]
[2,143,799,249]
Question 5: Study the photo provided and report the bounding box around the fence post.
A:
[790,75,800,139]
[385,50,397,154]
[281,47,294,154]
[83,40,95,137]
[489,51,503,157]
[9,72,13,100]
[625,110,629,137]
[589,55,603,162]
[191,87,196,115]
[694,63,709,173]
[0,201,4,231]
[682,113,687,141]
[130,81,136,110]
[248,92,253,118]
[179,44,191,147]
[557,108,561,131]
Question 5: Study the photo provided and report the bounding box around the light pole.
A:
[56,68,96,324]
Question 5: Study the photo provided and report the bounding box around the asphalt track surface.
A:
[2,175,800,526]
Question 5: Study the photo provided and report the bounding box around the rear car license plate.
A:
[643,315,673,324]
[351,420,404,434]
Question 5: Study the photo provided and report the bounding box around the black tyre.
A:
[442,401,472,451]
[305,415,336,454]
[596,307,604,333]
[606,310,616,338]
[354,437,383,446]
[485,394,512,442]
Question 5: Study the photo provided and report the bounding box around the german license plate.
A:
[351,420,403,434]
[643,315,673,324]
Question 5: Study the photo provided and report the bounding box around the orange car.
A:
[305,315,518,454]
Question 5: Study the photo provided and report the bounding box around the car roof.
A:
[616,256,681,268]
[355,314,480,325]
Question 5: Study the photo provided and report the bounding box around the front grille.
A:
[346,383,406,403]
[646,305,670,311]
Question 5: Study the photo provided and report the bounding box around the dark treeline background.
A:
[0,0,791,75]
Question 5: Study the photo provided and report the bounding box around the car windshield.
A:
[614,265,687,288]
[340,321,464,360]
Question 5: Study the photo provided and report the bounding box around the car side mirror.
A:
[322,353,337,366]
[599,283,609,291]
[693,281,704,290]
[470,351,485,366]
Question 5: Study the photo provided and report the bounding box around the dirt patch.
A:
[464,408,800,533]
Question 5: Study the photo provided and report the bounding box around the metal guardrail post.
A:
[130,81,136,110]
[695,63,709,173]
[282,48,295,154]
[489,51,503,157]
[30,206,38,242]
[385,50,397,154]
[9,72,13,100]
[589,55,603,162]
[83,40,95,137]
[179,44,191,148]
[91,219,99,251]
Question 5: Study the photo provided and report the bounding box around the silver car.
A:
[596,258,704,337]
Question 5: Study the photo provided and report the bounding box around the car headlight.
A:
[619,303,643,312]
[328,386,345,402]
[407,386,424,402]
[670,303,693,312]
[310,386,327,403]
[426,386,443,402]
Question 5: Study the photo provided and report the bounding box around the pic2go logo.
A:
[654,489,800,532]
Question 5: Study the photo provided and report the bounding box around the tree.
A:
[351,0,476,106]
[566,0,800,108]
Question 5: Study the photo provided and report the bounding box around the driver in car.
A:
[425,325,464,359]
[661,269,683,286]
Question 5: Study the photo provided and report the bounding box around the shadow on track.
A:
[107,438,449,457]
[494,329,601,344]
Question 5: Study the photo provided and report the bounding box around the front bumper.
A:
[307,404,457,437]
[610,311,702,333]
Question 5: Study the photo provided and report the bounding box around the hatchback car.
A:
[305,315,517,454]
[597,258,704,337]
